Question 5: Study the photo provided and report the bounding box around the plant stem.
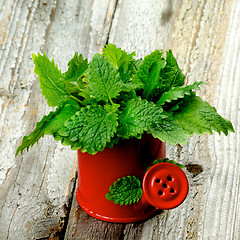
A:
[109,97,114,105]
[76,81,83,90]
[70,95,82,104]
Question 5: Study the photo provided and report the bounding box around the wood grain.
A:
[0,0,114,239]
[0,0,239,239]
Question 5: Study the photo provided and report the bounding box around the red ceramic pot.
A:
[76,134,188,223]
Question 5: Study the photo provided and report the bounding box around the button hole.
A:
[158,190,163,195]
[156,178,160,183]
[170,188,175,193]
[163,183,167,188]
[167,176,172,181]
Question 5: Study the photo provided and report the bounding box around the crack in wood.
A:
[38,170,77,240]
[59,170,78,239]
[105,0,119,46]
[6,205,18,240]
[38,149,50,195]
[41,0,58,53]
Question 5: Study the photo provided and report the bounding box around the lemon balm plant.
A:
[16,44,234,156]
[16,44,234,222]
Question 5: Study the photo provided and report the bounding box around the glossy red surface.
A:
[143,162,189,210]
[76,134,166,223]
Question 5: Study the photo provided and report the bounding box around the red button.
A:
[143,162,189,210]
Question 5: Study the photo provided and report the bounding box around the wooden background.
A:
[0,0,239,239]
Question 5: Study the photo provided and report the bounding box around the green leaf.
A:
[105,176,143,205]
[104,103,120,113]
[136,50,166,99]
[118,97,166,139]
[103,43,135,68]
[65,82,82,96]
[173,95,235,136]
[160,50,186,91]
[149,115,188,145]
[153,158,185,169]
[157,81,205,105]
[103,43,137,84]
[33,53,70,107]
[106,136,120,149]
[84,53,123,103]
[44,101,81,135]
[15,100,80,156]
[165,99,184,112]
[16,121,47,157]
[63,52,88,82]
[57,105,118,154]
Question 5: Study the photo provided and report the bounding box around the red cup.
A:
[76,134,166,223]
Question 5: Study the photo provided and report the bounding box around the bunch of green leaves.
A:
[16,43,234,156]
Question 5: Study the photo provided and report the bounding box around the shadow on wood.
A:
[64,187,164,240]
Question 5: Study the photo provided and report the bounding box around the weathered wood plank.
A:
[65,0,239,239]
[1,0,239,239]
[65,194,125,240]
[0,0,114,239]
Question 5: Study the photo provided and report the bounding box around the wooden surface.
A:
[0,0,239,239]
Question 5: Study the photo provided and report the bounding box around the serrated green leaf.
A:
[44,101,81,135]
[149,115,188,145]
[103,44,143,90]
[15,100,80,156]
[65,82,81,94]
[118,97,166,139]
[63,52,88,82]
[173,95,235,136]
[136,50,166,99]
[167,99,184,112]
[16,124,45,157]
[33,53,70,107]
[84,53,123,103]
[105,176,143,205]
[153,158,185,168]
[157,81,205,105]
[57,105,118,154]
[106,136,120,149]
[104,103,120,113]
[103,43,135,68]
[160,50,186,91]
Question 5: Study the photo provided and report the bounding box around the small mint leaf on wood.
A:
[106,176,143,205]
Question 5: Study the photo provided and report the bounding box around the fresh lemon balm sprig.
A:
[16,44,234,156]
